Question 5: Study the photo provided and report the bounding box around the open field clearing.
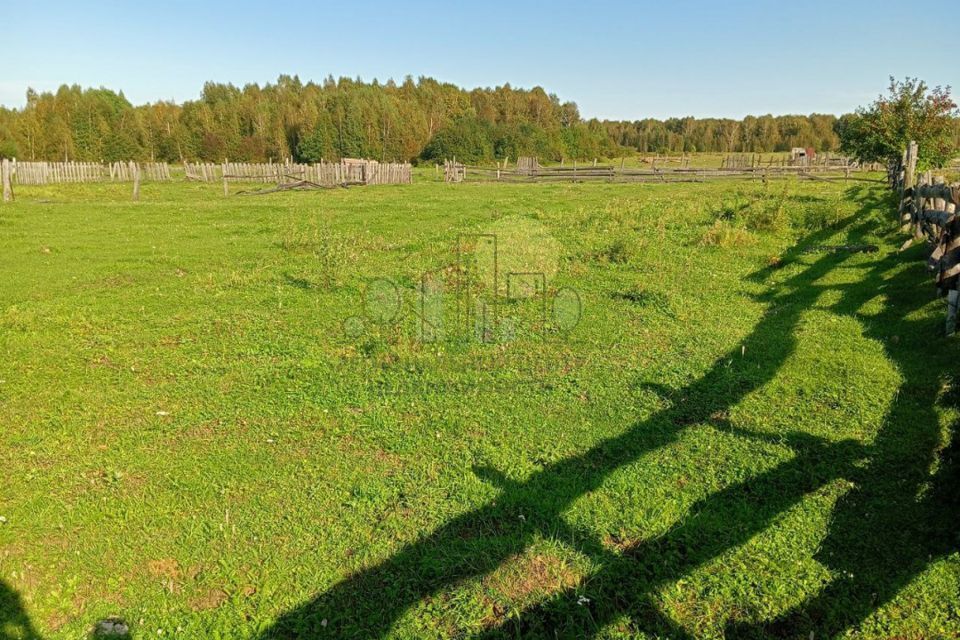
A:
[0,178,958,639]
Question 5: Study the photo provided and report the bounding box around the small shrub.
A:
[611,288,675,316]
[279,217,355,288]
[594,236,634,264]
[700,220,756,248]
[742,204,788,233]
[709,187,793,235]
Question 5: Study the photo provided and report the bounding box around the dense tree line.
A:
[1,75,957,164]
[0,76,612,163]
[602,114,842,154]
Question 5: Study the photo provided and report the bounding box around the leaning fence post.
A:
[2,158,13,202]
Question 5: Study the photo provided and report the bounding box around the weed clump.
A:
[593,236,635,264]
[279,216,356,288]
[700,220,756,247]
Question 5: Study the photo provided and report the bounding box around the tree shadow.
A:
[0,580,41,640]
[257,186,957,638]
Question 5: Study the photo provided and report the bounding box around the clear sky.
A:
[3,0,957,120]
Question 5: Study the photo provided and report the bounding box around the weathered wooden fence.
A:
[3,159,408,187]
[108,161,171,182]
[443,159,466,183]
[445,159,880,184]
[516,156,541,175]
[9,160,171,185]
[721,151,877,170]
[186,159,412,186]
[894,141,960,335]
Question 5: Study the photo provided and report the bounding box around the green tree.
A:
[420,115,493,163]
[838,77,958,168]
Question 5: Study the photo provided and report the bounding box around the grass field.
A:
[0,177,958,639]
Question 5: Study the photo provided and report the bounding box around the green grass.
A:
[0,177,957,639]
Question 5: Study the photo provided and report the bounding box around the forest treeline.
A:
[1,75,957,164]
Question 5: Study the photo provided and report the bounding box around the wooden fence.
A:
[443,152,885,184]
[443,159,466,183]
[444,159,880,184]
[9,160,171,185]
[720,151,878,170]
[109,161,171,182]
[893,141,960,335]
[2,158,408,187]
[186,159,412,186]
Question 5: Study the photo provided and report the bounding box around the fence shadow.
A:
[725,224,960,637]
[0,580,40,640]
[257,187,957,638]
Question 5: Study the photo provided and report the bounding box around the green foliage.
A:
[838,77,958,168]
[296,113,338,162]
[420,115,494,163]
[604,113,843,154]
[0,76,923,164]
[0,138,17,159]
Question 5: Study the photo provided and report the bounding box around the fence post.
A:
[899,141,918,229]
[131,161,140,201]
[2,158,12,202]
[947,289,959,337]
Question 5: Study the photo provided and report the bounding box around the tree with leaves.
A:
[837,77,958,169]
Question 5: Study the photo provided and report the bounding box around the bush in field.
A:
[837,77,958,168]
[700,220,756,248]
[591,236,636,264]
[0,138,17,159]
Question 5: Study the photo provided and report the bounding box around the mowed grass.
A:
[0,176,957,639]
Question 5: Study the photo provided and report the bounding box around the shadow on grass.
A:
[0,580,40,640]
[257,186,958,638]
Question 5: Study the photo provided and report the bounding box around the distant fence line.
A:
[9,160,172,185]
[443,156,884,184]
[719,151,880,170]
[186,159,412,186]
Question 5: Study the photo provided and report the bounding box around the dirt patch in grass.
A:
[190,588,229,611]
[484,552,582,604]
[147,558,180,579]
[147,558,181,593]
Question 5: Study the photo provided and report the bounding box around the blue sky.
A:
[3,0,957,120]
